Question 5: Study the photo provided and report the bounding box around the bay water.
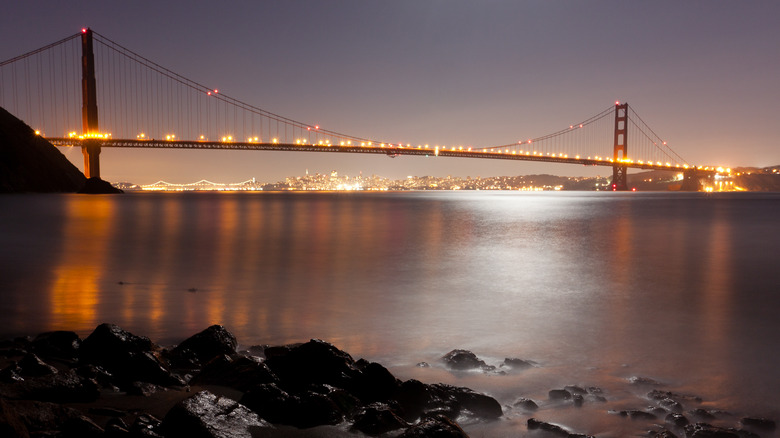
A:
[1,191,778,436]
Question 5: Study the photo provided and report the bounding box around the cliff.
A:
[0,106,86,193]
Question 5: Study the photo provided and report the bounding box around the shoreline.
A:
[1,324,776,438]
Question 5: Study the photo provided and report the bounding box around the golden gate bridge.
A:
[0,28,729,190]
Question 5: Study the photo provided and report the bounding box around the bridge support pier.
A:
[81,141,101,179]
[680,169,711,191]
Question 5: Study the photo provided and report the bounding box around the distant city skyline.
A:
[2,1,779,184]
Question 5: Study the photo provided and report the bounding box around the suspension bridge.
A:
[0,28,728,190]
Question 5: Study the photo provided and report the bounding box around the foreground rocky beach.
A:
[0,324,775,438]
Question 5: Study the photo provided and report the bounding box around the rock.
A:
[513,397,539,411]
[501,357,534,370]
[616,410,657,420]
[648,389,703,403]
[11,369,99,402]
[429,383,502,419]
[162,390,270,438]
[79,323,181,386]
[294,390,344,428]
[659,397,684,413]
[665,412,689,427]
[549,389,573,400]
[629,376,663,386]
[741,417,776,430]
[648,429,679,438]
[0,399,29,438]
[573,394,584,407]
[129,413,164,437]
[240,383,298,425]
[31,331,81,361]
[398,414,470,438]
[78,177,123,194]
[17,353,58,377]
[416,362,430,368]
[169,325,237,368]
[351,403,408,436]
[683,422,743,437]
[263,339,359,392]
[353,361,400,403]
[441,349,488,371]
[395,379,432,422]
[5,399,103,437]
[689,408,717,421]
[527,418,572,437]
[189,355,277,391]
[126,381,162,397]
[564,385,587,395]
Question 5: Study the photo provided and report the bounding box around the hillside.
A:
[0,106,86,193]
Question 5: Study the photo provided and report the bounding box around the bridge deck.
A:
[47,138,717,174]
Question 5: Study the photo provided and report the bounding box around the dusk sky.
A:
[2,1,779,184]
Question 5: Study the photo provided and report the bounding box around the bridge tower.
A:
[80,28,101,179]
[612,102,628,191]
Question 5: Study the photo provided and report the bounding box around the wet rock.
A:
[564,385,587,395]
[527,418,594,437]
[240,383,297,425]
[126,381,162,397]
[162,390,270,438]
[660,397,684,413]
[395,379,432,422]
[416,362,430,368]
[169,325,238,368]
[0,362,25,383]
[429,383,502,419]
[353,361,400,403]
[0,399,29,438]
[648,429,679,438]
[79,323,181,386]
[573,394,584,407]
[616,409,658,420]
[17,353,57,377]
[189,354,277,391]
[6,399,103,437]
[513,397,539,411]
[648,389,703,403]
[630,376,664,386]
[263,339,359,392]
[12,369,99,402]
[689,408,717,421]
[549,389,573,400]
[295,390,344,428]
[398,414,470,438]
[666,413,689,427]
[501,357,534,370]
[683,422,743,437]
[31,331,81,361]
[129,413,164,437]
[441,349,488,371]
[351,403,408,436]
[740,417,776,430]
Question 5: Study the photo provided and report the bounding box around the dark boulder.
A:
[513,397,539,411]
[10,369,99,403]
[0,399,29,438]
[659,397,684,413]
[741,417,775,430]
[549,389,573,400]
[17,353,58,377]
[351,403,408,436]
[441,349,488,371]
[665,412,689,427]
[263,339,359,392]
[527,418,571,437]
[395,379,432,421]
[162,390,270,438]
[398,414,470,438]
[5,399,103,437]
[683,422,743,437]
[169,325,237,368]
[295,390,344,428]
[129,413,164,437]
[353,361,400,403]
[429,383,502,419]
[189,354,277,391]
[501,357,535,370]
[31,331,81,361]
[79,323,181,386]
[615,409,657,420]
[240,383,298,425]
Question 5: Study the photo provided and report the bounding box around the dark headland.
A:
[0,106,120,194]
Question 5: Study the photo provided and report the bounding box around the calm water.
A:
[1,191,778,436]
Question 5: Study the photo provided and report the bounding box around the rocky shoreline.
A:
[0,324,775,438]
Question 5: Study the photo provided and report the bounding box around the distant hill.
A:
[0,106,86,193]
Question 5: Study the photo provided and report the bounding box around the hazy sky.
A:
[2,1,779,184]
